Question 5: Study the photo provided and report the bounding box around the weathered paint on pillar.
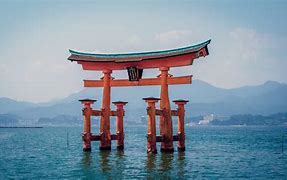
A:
[100,70,112,150]
[113,101,128,150]
[143,97,160,154]
[173,99,189,152]
[159,67,174,152]
[79,99,96,152]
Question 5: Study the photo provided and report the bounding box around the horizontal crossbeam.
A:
[90,134,118,141]
[91,110,102,116]
[84,75,192,87]
[171,110,178,116]
[156,135,179,142]
[155,109,178,116]
[91,110,118,116]
[90,134,101,141]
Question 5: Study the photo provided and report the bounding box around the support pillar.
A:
[159,67,174,152]
[112,101,128,150]
[143,97,160,154]
[79,99,96,152]
[100,70,112,150]
[173,99,189,152]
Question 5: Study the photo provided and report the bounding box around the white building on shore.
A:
[198,114,214,125]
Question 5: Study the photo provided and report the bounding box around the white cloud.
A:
[191,27,287,88]
[155,30,194,47]
[127,34,142,47]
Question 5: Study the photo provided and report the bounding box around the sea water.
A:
[0,126,286,179]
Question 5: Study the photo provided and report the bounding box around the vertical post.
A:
[112,101,128,150]
[159,67,174,152]
[143,97,160,154]
[173,100,189,152]
[100,70,112,150]
[79,99,96,152]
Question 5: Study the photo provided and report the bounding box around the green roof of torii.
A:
[68,39,211,62]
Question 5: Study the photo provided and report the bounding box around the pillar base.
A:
[83,147,91,152]
[160,148,174,153]
[147,149,157,154]
[177,147,185,152]
[99,146,112,150]
[117,145,124,150]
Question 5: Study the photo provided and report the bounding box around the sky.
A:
[0,0,286,103]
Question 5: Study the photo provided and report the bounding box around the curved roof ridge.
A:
[69,39,211,58]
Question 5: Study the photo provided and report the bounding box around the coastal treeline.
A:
[211,113,287,126]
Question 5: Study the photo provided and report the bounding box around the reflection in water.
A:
[116,150,124,159]
[146,154,156,171]
[99,150,111,173]
[160,153,174,172]
[177,152,186,178]
[81,150,126,178]
[146,152,186,178]
[81,151,98,179]
[81,149,186,178]
[146,153,157,179]
[115,150,125,178]
[82,152,92,170]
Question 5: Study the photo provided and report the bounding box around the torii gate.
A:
[68,39,211,153]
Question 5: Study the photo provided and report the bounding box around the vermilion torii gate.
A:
[68,39,211,153]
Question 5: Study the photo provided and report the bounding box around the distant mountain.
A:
[37,114,82,126]
[0,80,286,120]
[187,81,287,116]
[0,97,37,114]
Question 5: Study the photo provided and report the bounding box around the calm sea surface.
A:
[0,125,286,179]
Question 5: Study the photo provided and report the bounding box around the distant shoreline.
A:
[0,126,43,128]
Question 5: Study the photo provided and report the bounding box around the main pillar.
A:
[79,99,96,152]
[173,99,189,152]
[113,101,128,150]
[159,67,174,152]
[100,70,112,150]
[143,97,160,154]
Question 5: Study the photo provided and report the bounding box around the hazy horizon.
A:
[0,0,286,102]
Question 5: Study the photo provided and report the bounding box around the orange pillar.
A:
[159,67,174,152]
[79,99,96,152]
[113,101,128,150]
[173,100,189,152]
[100,70,112,150]
[143,97,160,154]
